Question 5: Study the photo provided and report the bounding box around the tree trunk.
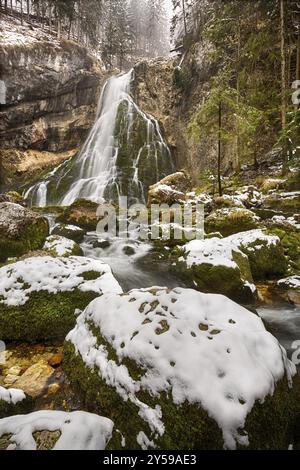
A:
[182,0,187,36]
[235,14,241,172]
[20,0,23,25]
[297,29,300,82]
[58,19,62,39]
[49,6,52,34]
[280,0,288,173]
[27,0,30,21]
[218,102,223,197]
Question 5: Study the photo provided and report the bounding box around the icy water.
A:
[258,305,300,372]
[81,232,187,292]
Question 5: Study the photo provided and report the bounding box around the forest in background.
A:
[172,0,300,182]
[0,0,170,67]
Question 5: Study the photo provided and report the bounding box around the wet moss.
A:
[172,253,255,304]
[0,217,49,262]
[0,289,99,343]
[239,239,288,281]
[205,209,259,237]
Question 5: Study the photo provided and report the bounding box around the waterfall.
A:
[25,69,174,207]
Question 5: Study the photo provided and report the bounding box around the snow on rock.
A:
[0,410,113,450]
[227,229,280,252]
[43,235,82,257]
[66,287,295,449]
[181,237,243,269]
[278,276,300,289]
[0,386,25,405]
[0,256,122,307]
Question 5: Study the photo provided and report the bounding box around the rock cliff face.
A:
[0,15,105,191]
[132,42,230,184]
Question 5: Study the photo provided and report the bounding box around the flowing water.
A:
[25,70,174,207]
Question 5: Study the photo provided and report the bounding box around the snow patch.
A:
[0,410,113,450]
[0,256,122,307]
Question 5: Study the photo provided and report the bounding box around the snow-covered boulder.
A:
[173,237,256,303]
[0,411,113,450]
[43,235,83,257]
[205,208,260,237]
[0,256,122,342]
[0,203,49,262]
[227,230,287,280]
[64,287,298,450]
[51,224,85,243]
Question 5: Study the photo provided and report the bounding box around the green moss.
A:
[172,251,255,304]
[63,341,300,450]
[0,218,49,263]
[239,239,288,280]
[205,209,259,237]
[0,395,34,420]
[0,289,99,343]
[56,199,99,231]
[267,228,300,273]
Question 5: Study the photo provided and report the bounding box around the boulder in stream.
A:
[173,237,256,303]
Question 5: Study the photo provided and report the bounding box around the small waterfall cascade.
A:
[25,69,174,207]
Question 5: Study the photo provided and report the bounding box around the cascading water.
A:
[25,69,174,207]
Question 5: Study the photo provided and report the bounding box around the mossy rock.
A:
[56,199,99,231]
[0,203,49,262]
[0,192,27,207]
[172,239,256,303]
[51,223,85,243]
[228,230,288,281]
[63,288,300,450]
[0,394,34,420]
[205,208,259,237]
[0,256,122,342]
[267,228,300,273]
[262,191,300,213]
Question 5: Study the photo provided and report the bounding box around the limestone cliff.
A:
[132,42,233,184]
[0,15,106,191]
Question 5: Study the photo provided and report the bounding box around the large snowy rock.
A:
[64,287,298,450]
[0,411,113,450]
[0,202,49,262]
[173,237,256,303]
[227,230,287,280]
[0,256,122,342]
